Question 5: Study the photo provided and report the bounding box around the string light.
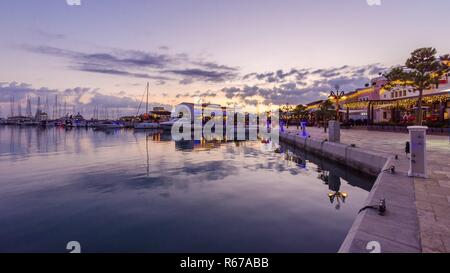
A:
[341,93,448,110]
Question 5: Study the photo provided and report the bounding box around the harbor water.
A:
[0,126,375,253]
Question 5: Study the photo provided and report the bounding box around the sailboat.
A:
[134,82,159,130]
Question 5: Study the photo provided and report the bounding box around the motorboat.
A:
[134,82,162,130]
[20,121,40,126]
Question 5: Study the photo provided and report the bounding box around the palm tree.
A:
[280,104,294,128]
[316,100,334,133]
[292,104,308,129]
[384,48,449,125]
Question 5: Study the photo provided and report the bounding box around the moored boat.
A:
[94,121,124,130]
[134,122,159,130]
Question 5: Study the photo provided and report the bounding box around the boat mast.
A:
[53,95,58,119]
[26,97,32,118]
[146,82,149,115]
[17,101,22,117]
[44,96,49,115]
[36,97,41,121]
[10,96,15,117]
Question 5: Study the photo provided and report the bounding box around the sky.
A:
[0,0,449,116]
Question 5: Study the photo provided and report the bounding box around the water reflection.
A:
[0,126,375,253]
[279,143,373,210]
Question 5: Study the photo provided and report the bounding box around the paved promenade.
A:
[286,126,450,252]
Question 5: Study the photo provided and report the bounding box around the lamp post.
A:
[328,87,346,121]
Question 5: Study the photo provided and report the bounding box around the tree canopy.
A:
[383,47,449,125]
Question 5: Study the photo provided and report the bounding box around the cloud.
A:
[220,64,387,106]
[23,44,240,83]
[32,29,66,40]
[0,81,170,116]
[243,68,310,84]
[192,61,238,72]
[221,84,324,106]
[75,66,172,81]
[0,82,59,102]
[25,45,172,69]
[166,68,238,83]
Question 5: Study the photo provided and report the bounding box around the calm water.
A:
[0,126,374,253]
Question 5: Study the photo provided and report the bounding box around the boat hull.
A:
[134,123,160,130]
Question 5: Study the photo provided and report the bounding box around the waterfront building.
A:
[305,100,328,126]
[303,73,449,128]
[149,107,172,122]
[340,74,450,125]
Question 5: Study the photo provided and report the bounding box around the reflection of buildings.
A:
[284,151,306,168]
[282,142,374,192]
[175,138,225,151]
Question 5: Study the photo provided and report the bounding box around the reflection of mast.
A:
[146,134,150,176]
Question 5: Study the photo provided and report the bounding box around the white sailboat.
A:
[134,82,160,130]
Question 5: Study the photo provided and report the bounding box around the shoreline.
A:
[279,131,422,253]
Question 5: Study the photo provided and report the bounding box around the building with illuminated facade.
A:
[307,74,450,126]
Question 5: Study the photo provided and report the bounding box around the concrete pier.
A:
[282,126,450,252]
[280,133,386,176]
[280,130,422,252]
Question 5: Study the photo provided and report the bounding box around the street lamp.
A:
[329,87,346,121]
